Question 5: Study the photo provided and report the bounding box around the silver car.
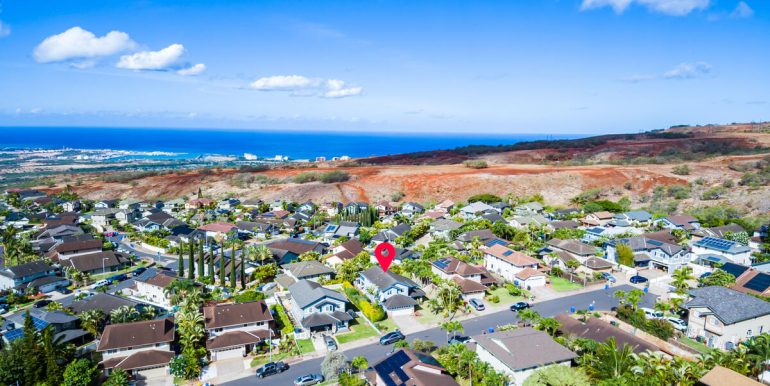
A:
[294,373,324,386]
[666,317,687,332]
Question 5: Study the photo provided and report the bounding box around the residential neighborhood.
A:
[0,187,769,386]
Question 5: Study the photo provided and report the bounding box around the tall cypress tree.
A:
[229,244,237,288]
[197,238,205,278]
[240,248,246,289]
[207,241,215,279]
[188,241,195,280]
[219,246,226,287]
[177,242,184,278]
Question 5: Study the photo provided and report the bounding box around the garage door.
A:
[212,347,244,361]
[135,366,167,380]
[387,307,413,316]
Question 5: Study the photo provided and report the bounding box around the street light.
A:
[102,257,110,274]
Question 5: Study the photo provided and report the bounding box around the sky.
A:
[0,0,768,134]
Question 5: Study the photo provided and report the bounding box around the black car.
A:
[132,267,147,276]
[379,330,406,345]
[33,300,52,308]
[57,287,72,294]
[510,301,530,311]
[255,361,289,378]
[107,274,128,283]
[629,275,649,284]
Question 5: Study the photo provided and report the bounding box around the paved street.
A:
[221,284,656,385]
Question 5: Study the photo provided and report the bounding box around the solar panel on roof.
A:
[745,273,770,293]
[4,328,24,342]
[486,239,506,247]
[433,258,450,269]
[503,250,513,256]
[700,237,736,252]
[720,262,749,278]
[648,240,662,246]
[325,225,337,232]
[374,350,410,386]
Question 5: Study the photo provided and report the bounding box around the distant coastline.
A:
[0,127,582,161]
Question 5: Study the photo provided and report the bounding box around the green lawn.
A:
[549,276,583,292]
[336,317,379,344]
[250,351,290,367]
[679,336,710,354]
[416,306,445,325]
[485,287,526,305]
[296,338,315,354]
[89,260,149,281]
[375,318,398,333]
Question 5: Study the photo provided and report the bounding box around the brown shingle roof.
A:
[699,365,764,386]
[486,244,540,267]
[60,251,127,273]
[54,239,102,254]
[555,314,656,354]
[203,301,273,330]
[516,267,546,281]
[206,329,270,350]
[102,350,175,371]
[141,272,178,288]
[472,328,577,371]
[199,222,237,233]
[97,318,175,351]
[450,276,486,294]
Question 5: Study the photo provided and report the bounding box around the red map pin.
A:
[374,242,396,272]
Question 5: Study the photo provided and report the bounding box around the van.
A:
[641,307,663,320]
[92,279,110,288]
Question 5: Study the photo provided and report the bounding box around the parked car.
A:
[699,272,712,279]
[641,307,664,320]
[57,287,72,294]
[667,317,688,331]
[324,335,337,351]
[261,282,277,292]
[469,298,485,311]
[107,274,128,283]
[255,361,289,378]
[294,373,324,386]
[510,301,530,311]
[0,305,7,314]
[33,300,52,308]
[601,272,617,283]
[132,267,147,276]
[448,335,473,345]
[379,330,406,345]
[629,275,649,284]
[92,279,110,288]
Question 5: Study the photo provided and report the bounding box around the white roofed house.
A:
[460,201,496,219]
[401,202,425,217]
[692,237,753,266]
[371,223,411,245]
[613,210,653,227]
[429,219,462,240]
[605,237,689,273]
[656,215,701,231]
[203,300,274,361]
[91,208,119,228]
[484,244,542,284]
[323,221,360,241]
[288,280,353,334]
[514,201,544,216]
[355,267,426,316]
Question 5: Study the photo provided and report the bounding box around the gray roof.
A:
[472,328,577,371]
[685,286,770,325]
[383,294,418,309]
[70,293,141,315]
[547,238,598,256]
[360,267,420,292]
[609,237,683,256]
[461,201,495,214]
[301,310,353,328]
[8,308,79,325]
[288,280,348,310]
[0,260,53,279]
[283,260,334,279]
[618,210,653,222]
[431,219,462,232]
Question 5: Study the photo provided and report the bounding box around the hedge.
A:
[343,282,386,322]
[271,304,294,334]
[616,305,674,341]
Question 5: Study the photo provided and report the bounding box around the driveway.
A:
[392,314,422,334]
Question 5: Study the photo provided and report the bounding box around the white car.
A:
[641,307,664,320]
[666,317,687,331]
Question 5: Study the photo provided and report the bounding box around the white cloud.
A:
[249,75,363,98]
[0,21,10,38]
[663,61,712,79]
[116,43,185,70]
[323,79,363,98]
[177,63,206,76]
[731,1,754,18]
[250,75,318,90]
[580,0,710,16]
[33,27,136,63]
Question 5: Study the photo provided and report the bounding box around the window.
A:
[748,330,753,337]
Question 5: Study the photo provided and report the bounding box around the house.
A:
[37,224,84,241]
[375,201,397,216]
[366,348,460,386]
[236,221,276,239]
[323,221,360,240]
[134,272,178,309]
[401,202,425,217]
[134,211,186,232]
[509,214,549,229]
[203,301,273,361]
[692,237,752,266]
[541,238,599,269]
[548,220,580,230]
[268,238,325,265]
[288,280,352,333]
[484,244,540,282]
[431,256,488,300]
[60,251,129,275]
[429,219,462,239]
[62,200,81,212]
[372,223,411,244]
[3,308,84,346]
[283,260,334,282]
[92,208,119,228]
[457,229,497,244]
[515,268,547,288]
[94,199,118,209]
[473,328,577,386]
[580,211,614,226]
[118,199,142,210]
[582,225,642,242]
[657,215,701,231]
[326,239,365,267]
[435,199,455,213]
[162,198,185,213]
[0,260,57,291]
[217,198,241,211]
[555,314,657,354]
[547,208,583,220]
[698,365,764,386]
[684,286,770,350]
[732,269,770,297]
[115,209,141,225]
[460,201,496,219]
[692,224,746,241]
[614,210,653,226]
[70,293,143,315]
[514,201,544,215]
[199,221,238,240]
[51,238,103,259]
[605,237,689,273]
[97,318,176,379]
[186,197,214,210]
[356,267,425,315]
[16,189,47,201]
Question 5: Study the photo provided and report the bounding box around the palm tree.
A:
[654,300,669,315]
[79,309,105,337]
[441,320,464,342]
[253,244,272,265]
[745,334,770,375]
[613,290,627,306]
[110,305,140,324]
[517,308,541,326]
[1,226,21,266]
[585,338,636,380]
[535,317,561,337]
[626,289,645,311]
[671,267,694,294]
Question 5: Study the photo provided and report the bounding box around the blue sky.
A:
[0,0,767,134]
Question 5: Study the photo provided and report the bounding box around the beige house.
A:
[684,286,770,350]
[98,318,175,380]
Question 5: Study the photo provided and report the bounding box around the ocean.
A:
[0,127,581,160]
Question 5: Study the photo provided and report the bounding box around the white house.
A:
[473,328,577,386]
[605,237,690,273]
[203,301,273,361]
[459,201,496,219]
[288,280,352,333]
[684,286,770,351]
[134,272,177,309]
[356,267,425,315]
[692,237,753,266]
[484,244,540,283]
